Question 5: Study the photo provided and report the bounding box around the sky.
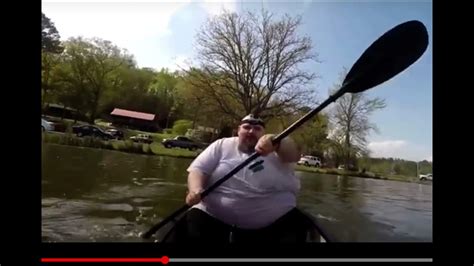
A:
[42,0,432,162]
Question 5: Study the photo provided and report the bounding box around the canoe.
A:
[153,208,330,243]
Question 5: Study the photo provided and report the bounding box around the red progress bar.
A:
[41,257,169,264]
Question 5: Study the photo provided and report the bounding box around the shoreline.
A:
[294,165,417,183]
[42,133,418,183]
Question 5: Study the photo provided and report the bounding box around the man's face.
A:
[237,123,265,150]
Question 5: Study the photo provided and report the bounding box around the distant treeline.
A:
[358,157,432,176]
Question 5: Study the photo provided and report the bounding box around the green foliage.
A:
[52,37,135,122]
[100,66,158,117]
[148,69,182,127]
[294,165,387,180]
[43,132,106,148]
[142,144,153,154]
[163,129,173,134]
[292,113,330,158]
[172,120,193,135]
[42,13,63,53]
[42,52,63,108]
[393,164,402,175]
[418,160,433,174]
[186,128,215,142]
[357,157,432,177]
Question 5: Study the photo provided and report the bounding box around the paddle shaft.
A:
[141,87,346,239]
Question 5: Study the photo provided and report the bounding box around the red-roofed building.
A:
[110,108,159,132]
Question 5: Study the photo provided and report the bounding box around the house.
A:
[110,108,159,132]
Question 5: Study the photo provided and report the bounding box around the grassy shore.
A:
[294,164,416,182]
[42,131,199,158]
[42,131,416,182]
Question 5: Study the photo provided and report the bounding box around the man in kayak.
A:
[181,114,312,243]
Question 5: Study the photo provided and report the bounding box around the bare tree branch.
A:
[328,68,387,166]
[193,10,319,118]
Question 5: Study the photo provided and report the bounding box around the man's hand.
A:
[256,134,300,162]
[185,190,202,206]
[255,134,276,156]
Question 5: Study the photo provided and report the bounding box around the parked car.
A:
[105,128,125,140]
[162,136,207,151]
[41,118,54,132]
[297,155,322,167]
[419,173,432,181]
[72,125,114,140]
[41,116,69,132]
[130,134,154,144]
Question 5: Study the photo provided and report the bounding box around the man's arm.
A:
[275,137,301,163]
[185,138,222,205]
[187,170,208,194]
[186,170,209,205]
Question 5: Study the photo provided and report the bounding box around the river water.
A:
[41,144,432,242]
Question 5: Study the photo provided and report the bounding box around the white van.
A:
[297,155,322,167]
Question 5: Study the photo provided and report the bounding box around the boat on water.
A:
[151,208,331,243]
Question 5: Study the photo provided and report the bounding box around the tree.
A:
[329,69,386,168]
[264,106,329,158]
[393,163,402,175]
[190,10,318,121]
[42,13,63,54]
[42,52,63,109]
[42,13,64,109]
[58,37,134,122]
[418,160,433,174]
[294,113,330,158]
[175,70,208,128]
[176,68,237,131]
[100,66,158,117]
[148,69,181,128]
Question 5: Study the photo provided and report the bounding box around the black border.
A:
[4,0,42,265]
[430,0,465,265]
[6,0,464,264]
[431,1,470,265]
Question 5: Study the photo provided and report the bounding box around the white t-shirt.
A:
[187,137,300,229]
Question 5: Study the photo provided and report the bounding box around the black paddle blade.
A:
[342,20,429,93]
